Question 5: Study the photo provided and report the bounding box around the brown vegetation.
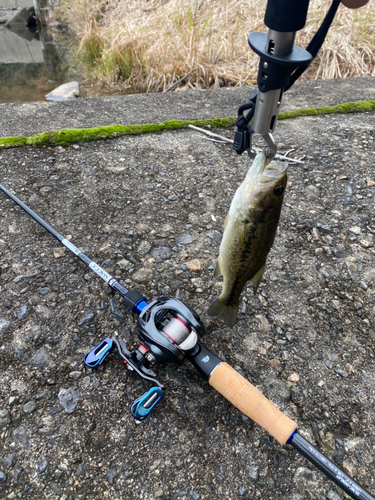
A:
[56,0,375,94]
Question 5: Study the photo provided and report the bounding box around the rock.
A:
[13,469,20,482]
[247,466,259,480]
[14,348,22,359]
[117,259,132,270]
[316,220,332,233]
[359,239,372,248]
[341,196,355,206]
[186,259,202,271]
[11,426,30,449]
[29,347,52,367]
[75,463,84,477]
[106,468,117,485]
[0,318,10,335]
[288,373,300,382]
[293,466,317,485]
[332,447,345,464]
[78,311,95,326]
[327,491,342,500]
[132,268,152,284]
[69,371,82,380]
[306,185,321,201]
[333,249,345,258]
[45,81,79,102]
[190,492,200,500]
[151,246,172,262]
[206,230,222,242]
[349,226,361,235]
[120,326,131,341]
[138,241,151,255]
[37,459,48,473]
[35,390,51,400]
[2,456,14,468]
[268,359,281,368]
[0,409,10,427]
[176,234,196,245]
[319,265,338,279]
[345,261,358,281]
[11,380,27,393]
[335,369,348,378]
[22,401,36,414]
[35,304,51,318]
[110,299,125,319]
[0,471,6,483]
[58,388,80,413]
[36,375,46,386]
[53,247,66,258]
[28,194,40,206]
[17,304,29,320]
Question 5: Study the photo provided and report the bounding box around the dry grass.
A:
[56,0,375,94]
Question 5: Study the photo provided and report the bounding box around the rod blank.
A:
[0,182,129,297]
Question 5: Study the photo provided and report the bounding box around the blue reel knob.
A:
[84,338,114,369]
[130,387,164,422]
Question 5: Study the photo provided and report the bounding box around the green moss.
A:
[0,118,236,149]
[279,100,375,120]
[0,136,27,148]
[0,100,374,150]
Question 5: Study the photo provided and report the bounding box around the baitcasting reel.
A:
[84,296,219,422]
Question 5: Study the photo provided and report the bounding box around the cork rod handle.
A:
[209,363,297,445]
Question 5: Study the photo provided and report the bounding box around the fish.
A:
[207,151,288,327]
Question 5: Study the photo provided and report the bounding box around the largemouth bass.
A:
[207,151,288,327]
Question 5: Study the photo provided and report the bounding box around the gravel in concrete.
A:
[0,77,374,499]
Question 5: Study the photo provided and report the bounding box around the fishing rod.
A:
[1,181,374,500]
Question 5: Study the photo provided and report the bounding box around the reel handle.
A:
[209,362,297,445]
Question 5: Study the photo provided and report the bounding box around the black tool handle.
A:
[265,0,310,32]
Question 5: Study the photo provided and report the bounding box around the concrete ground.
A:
[0,77,374,500]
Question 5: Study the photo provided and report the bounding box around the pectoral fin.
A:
[250,264,265,293]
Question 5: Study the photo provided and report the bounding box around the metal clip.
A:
[84,338,114,369]
[130,387,165,422]
[248,132,277,161]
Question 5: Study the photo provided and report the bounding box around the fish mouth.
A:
[259,160,288,184]
[249,151,288,185]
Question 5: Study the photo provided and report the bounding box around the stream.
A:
[0,4,76,103]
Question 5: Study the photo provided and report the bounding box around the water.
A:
[0,58,56,103]
[0,7,75,104]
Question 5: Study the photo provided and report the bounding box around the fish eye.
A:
[274,185,284,196]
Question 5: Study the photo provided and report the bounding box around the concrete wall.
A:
[0,0,33,7]
[0,29,43,63]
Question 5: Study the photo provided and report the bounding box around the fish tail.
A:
[207,297,238,327]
